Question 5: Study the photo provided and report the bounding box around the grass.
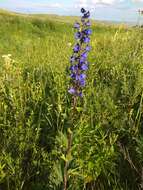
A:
[0,9,143,190]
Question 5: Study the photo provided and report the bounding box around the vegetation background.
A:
[0,9,143,190]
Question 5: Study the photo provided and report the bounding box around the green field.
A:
[0,10,143,190]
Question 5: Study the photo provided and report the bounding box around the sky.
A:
[0,0,143,23]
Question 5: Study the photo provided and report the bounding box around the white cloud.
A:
[133,0,143,3]
[132,0,143,2]
[98,0,116,4]
[75,0,143,8]
[8,0,62,9]
[36,3,62,8]
[75,0,122,7]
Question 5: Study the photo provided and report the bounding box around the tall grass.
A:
[0,11,143,190]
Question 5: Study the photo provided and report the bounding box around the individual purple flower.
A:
[85,45,91,52]
[79,73,86,80]
[73,43,80,52]
[86,21,91,26]
[68,87,76,95]
[81,64,88,71]
[70,56,75,63]
[74,22,80,29]
[79,56,86,64]
[70,65,78,71]
[84,29,92,35]
[81,52,88,58]
[70,73,76,79]
[83,36,90,43]
[79,79,86,87]
[78,74,86,87]
[75,31,82,39]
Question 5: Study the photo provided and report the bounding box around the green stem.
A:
[63,128,72,190]
[63,96,77,190]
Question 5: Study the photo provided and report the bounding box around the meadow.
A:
[0,9,143,190]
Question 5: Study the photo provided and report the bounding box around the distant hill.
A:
[0,8,136,26]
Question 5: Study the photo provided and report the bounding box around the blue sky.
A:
[0,0,143,22]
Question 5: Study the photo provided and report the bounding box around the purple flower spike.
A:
[68,8,91,97]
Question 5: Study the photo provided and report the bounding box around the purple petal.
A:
[73,44,80,52]
[70,65,78,71]
[80,56,86,64]
[68,87,76,95]
[75,32,82,39]
[83,37,90,43]
[70,73,76,78]
[74,22,80,29]
[81,64,88,71]
[75,74,79,81]
[85,45,91,51]
[70,56,75,63]
[86,21,91,26]
[78,92,83,97]
[79,73,86,80]
[81,52,88,58]
[79,79,86,87]
[84,29,92,35]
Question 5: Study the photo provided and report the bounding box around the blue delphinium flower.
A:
[68,8,92,97]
